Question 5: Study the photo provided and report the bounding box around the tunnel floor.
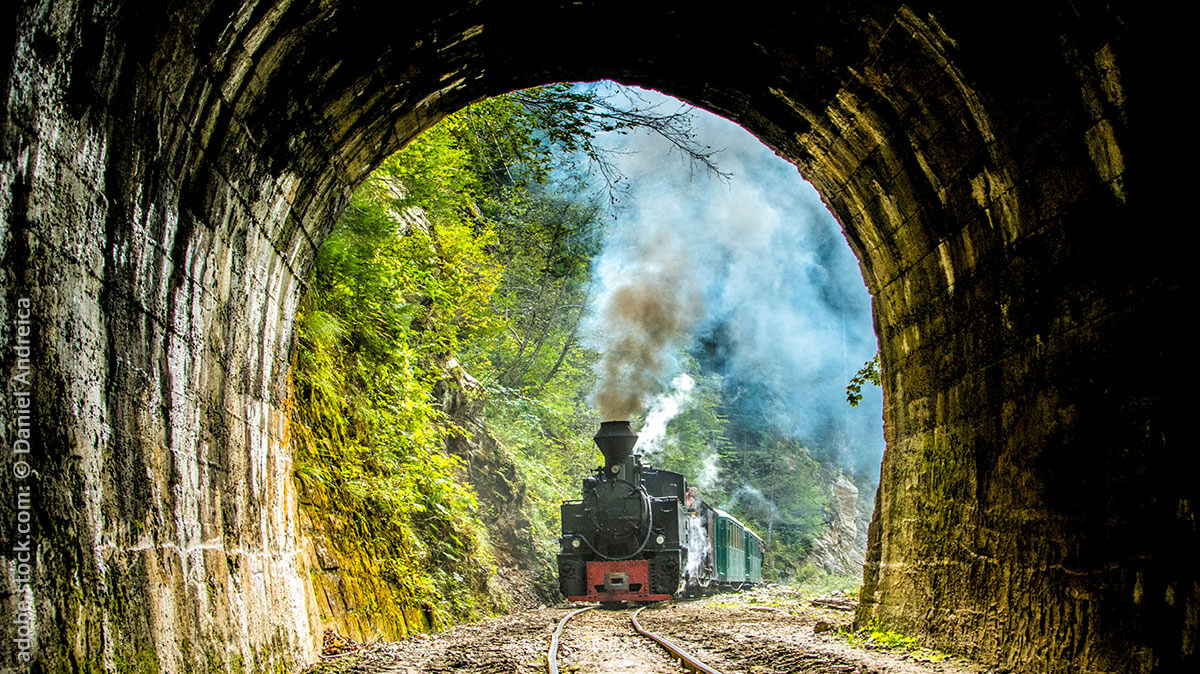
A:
[303,588,987,673]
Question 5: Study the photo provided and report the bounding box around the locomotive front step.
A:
[602,571,632,592]
[566,560,670,602]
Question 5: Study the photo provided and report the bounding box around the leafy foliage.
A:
[845,353,882,407]
[511,82,731,200]
[291,87,600,624]
[292,136,505,624]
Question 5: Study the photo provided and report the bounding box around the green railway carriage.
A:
[713,509,764,586]
[745,527,764,582]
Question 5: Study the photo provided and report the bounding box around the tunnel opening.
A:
[289,79,886,646]
[3,2,1180,673]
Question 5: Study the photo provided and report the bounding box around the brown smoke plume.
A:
[588,230,705,420]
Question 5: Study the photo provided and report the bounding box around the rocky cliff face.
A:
[298,482,440,644]
[807,475,869,577]
[296,377,552,646]
[439,384,560,610]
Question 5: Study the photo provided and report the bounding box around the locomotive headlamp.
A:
[655,534,666,545]
[610,465,620,474]
[571,538,581,548]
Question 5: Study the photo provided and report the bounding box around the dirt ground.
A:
[555,609,690,673]
[304,587,990,674]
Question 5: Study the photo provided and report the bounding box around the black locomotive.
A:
[557,421,764,603]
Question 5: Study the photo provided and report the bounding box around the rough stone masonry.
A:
[0,2,1186,673]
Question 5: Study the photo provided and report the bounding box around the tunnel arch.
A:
[2,2,1182,673]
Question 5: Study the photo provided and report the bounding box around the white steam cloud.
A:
[581,84,884,473]
[691,448,720,491]
[685,513,709,580]
[636,373,695,456]
[726,485,780,521]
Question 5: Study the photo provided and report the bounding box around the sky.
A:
[578,82,886,474]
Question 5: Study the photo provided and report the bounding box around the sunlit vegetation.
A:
[841,620,951,662]
[291,104,512,624]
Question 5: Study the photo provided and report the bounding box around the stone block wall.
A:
[1,1,324,670]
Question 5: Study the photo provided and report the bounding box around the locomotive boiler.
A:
[557,421,763,603]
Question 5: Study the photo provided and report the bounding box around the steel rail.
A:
[631,605,724,674]
[548,606,593,674]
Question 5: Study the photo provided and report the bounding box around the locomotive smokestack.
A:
[594,420,639,469]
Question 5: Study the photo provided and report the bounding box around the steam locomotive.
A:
[557,421,764,603]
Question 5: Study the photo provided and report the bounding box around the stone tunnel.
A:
[0,1,1187,672]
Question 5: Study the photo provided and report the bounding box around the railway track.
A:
[548,605,723,674]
